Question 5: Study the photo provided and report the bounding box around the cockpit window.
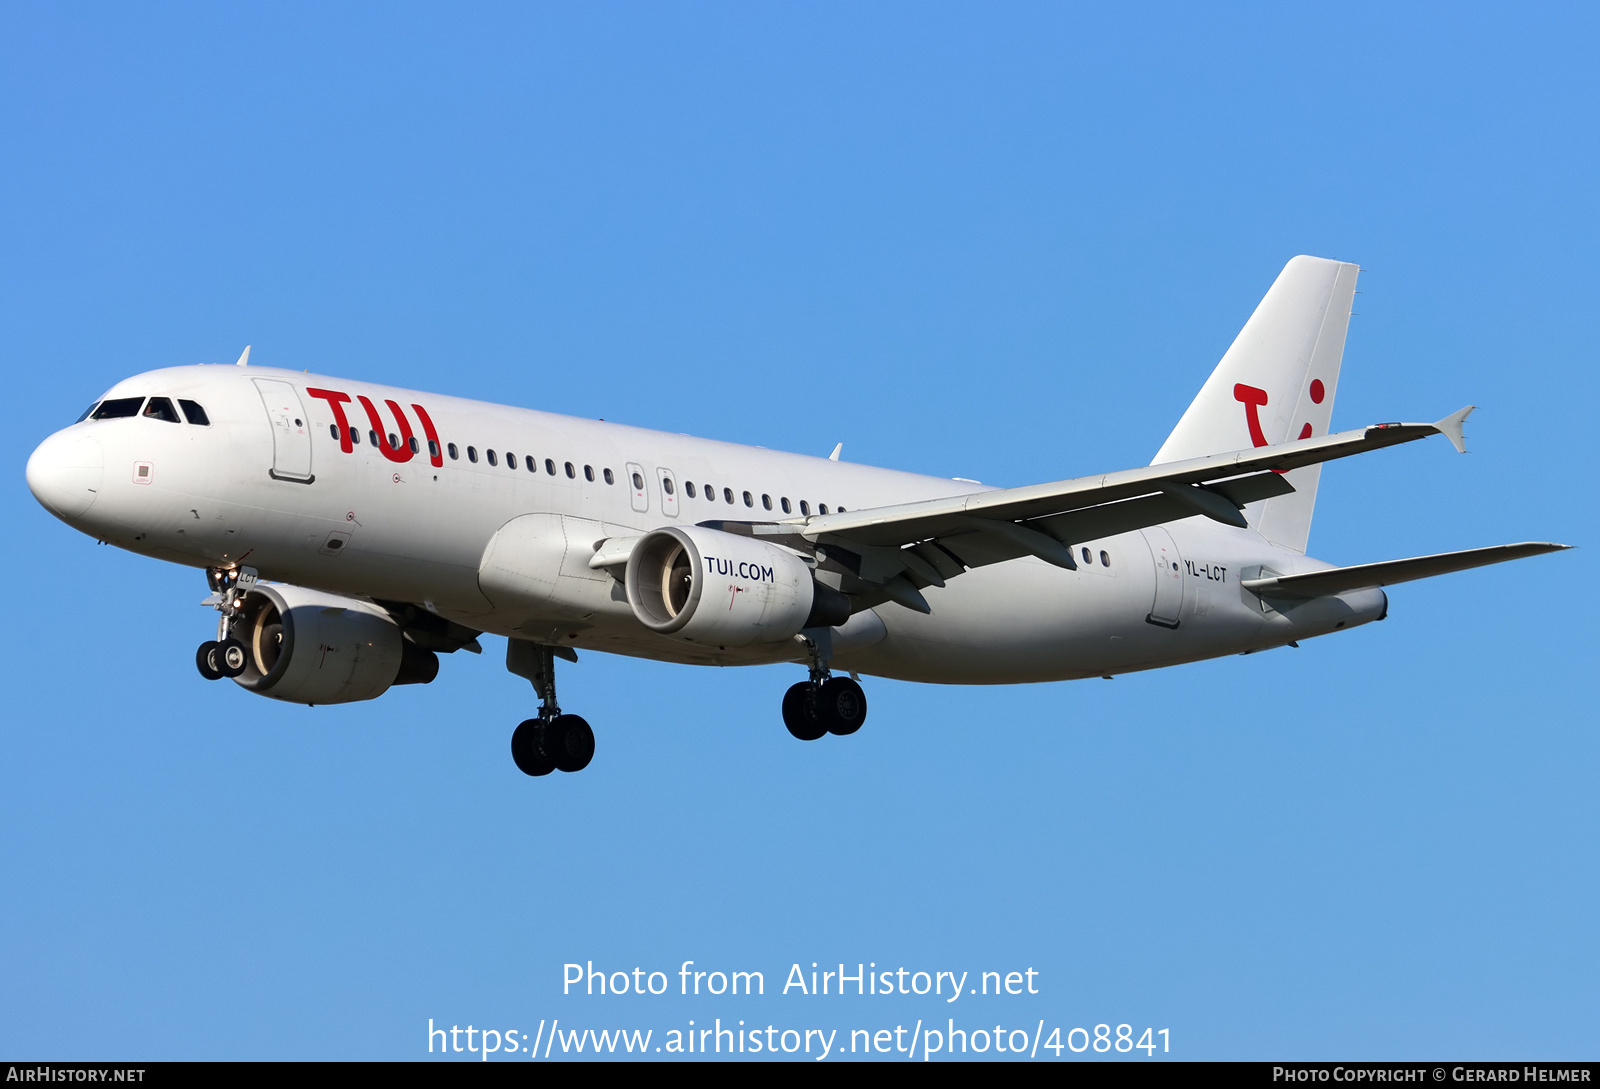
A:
[75,403,99,423]
[143,397,181,423]
[91,397,144,420]
[179,399,211,426]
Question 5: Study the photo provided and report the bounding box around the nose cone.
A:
[27,430,104,521]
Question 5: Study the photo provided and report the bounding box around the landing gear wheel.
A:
[511,719,556,777]
[217,639,248,678]
[195,641,224,681]
[782,681,827,741]
[819,676,867,736]
[544,714,595,773]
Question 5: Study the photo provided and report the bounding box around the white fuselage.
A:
[27,365,1386,684]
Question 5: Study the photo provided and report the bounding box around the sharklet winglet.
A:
[1435,404,1475,453]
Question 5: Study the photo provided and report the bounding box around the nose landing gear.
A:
[195,566,257,681]
[196,641,224,681]
[195,639,247,680]
[507,639,594,776]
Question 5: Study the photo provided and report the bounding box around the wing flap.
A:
[1241,542,1570,599]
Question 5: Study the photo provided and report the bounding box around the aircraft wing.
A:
[752,408,1478,612]
[1240,542,1571,599]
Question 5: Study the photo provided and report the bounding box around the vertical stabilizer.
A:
[1151,255,1359,553]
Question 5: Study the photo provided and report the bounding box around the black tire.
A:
[782,681,827,741]
[545,714,595,773]
[819,676,867,736]
[218,638,248,678]
[195,641,224,681]
[511,718,556,777]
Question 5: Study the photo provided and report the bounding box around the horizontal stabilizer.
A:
[1241,542,1571,599]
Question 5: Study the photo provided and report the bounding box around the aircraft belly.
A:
[844,556,1135,683]
[843,532,1283,684]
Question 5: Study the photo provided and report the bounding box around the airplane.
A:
[24,256,1569,778]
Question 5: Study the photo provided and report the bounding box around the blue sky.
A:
[2,2,1594,1061]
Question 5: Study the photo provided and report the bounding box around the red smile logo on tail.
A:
[1233,383,1270,447]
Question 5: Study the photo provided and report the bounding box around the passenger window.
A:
[178,399,210,426]
[467,446,478,463]
[75,403,100,423]
[781,497,791,514]
[741,491,752,507]
[761,494,772,510]
[818,504,829,515]
[705,485,716,502]
[487,450,498,466]
[507,451,517,469]
[565,462,575,479]
[448,443,458,460]
[409,436,420,454]
[1082,547,1092,564]
[723,488,734,504]
[685,481,696,498]
[91,397,144,420]
[632,471,645,490]
[1100,550,1111,567]
[603,468,614,485]
[546,459,556,476]
[329,424,339,440]
[428,440,440,458]
[525,455,535,472]
[799,500,810,516]
[584,465,595,482]
[349,427,360,445]
[388,432,398,449]
[663,477,675,495]
[369,430,379,447]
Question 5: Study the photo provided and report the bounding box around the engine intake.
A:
[625,525,848,647]
[231,583,438,705]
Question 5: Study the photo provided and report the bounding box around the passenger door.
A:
[253,379,314,483]
[1141,526,1185,628]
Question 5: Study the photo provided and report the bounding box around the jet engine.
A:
[229,583,439,705]
[625,525,850,647]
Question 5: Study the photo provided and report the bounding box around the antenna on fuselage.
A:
[828,443,842,461]
[234,345,251,367]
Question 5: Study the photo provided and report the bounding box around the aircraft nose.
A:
[26,430,104,521]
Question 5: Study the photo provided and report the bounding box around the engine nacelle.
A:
[625,525,848,647]
[231,583,439,705]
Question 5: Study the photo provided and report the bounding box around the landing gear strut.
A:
[196,566,257,681]
[782,633,868,741]
[507,640,594,776]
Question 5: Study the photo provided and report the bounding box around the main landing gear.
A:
[507,640,594,777]
[782,635,868,741]
[195,566,258,681]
